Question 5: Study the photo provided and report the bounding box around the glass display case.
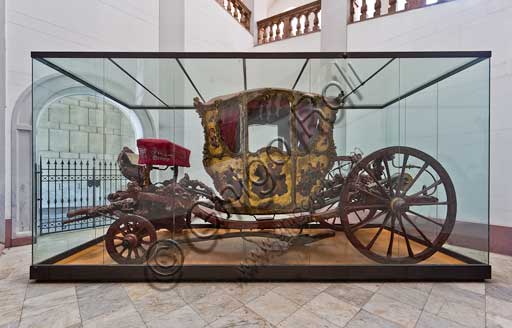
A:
[30,52,491,281]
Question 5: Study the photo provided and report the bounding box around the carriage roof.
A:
[194,88,322,110]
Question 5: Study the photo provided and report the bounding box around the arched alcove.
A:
[9,74,155,242]
[35,94,142,162]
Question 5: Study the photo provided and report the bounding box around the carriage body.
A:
[194,88,338,215]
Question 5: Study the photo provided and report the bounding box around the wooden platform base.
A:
[30,228,491,281]
[56,228,464,265]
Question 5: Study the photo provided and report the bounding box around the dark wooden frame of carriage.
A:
[30,52,491,280]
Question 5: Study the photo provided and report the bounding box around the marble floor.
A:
[1,246,511,328]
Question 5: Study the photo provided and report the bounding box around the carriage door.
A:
[245,91,294,213]
[293,96,329,210]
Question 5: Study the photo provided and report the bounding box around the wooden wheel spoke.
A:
[408,209,444,227]
[136,228,147,239]
[119,246,128,256]
[133,247,140,259]
[383,159,392,192]
[402,162,428,196]
[402,212,433,247]
[397,214,414,257]
[396,154,409,195]
[354,211,363,222]
[139,244,148,252]
[366,212,391,250]
[326,202,337,211]
[387,214,396,257]
[351,210,387,231]
[127,248,133,259]
[362,167,390,198]
[408,179,443,198]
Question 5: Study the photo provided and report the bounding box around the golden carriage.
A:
[194,88,338,215]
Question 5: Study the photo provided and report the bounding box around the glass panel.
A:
[32,58,109,263]
[179,58,244,102]
[399,57,490,264]
[337,57,398,108]
[246,58,307,90]
[43,58,167,108]
[437,59,490,263]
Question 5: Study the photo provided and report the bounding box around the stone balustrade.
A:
[216,0,251,31]
[349,0,455,23]
[257,1,321,45]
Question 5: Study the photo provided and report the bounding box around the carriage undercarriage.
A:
[66,144,456,266]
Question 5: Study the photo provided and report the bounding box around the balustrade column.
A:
[360,0,368,21]
[238,4,243,20]
[374,0,382,17]
[233,2,237,18]
[313,9,320,31]
[276,21,284,40]
[303,12,310,34]
[272,22,278,41]
[243,12,250,30]
[237,3,243,21]
[349,0,356,23]
[389,0,397,14]
[227,1,233,15]
[264,24,271,43]
[281,18,291,38]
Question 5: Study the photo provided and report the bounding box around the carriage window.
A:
[247,93,291,153]
[248,125,279,153]
[294,97,320,153]
[218,100,241,153]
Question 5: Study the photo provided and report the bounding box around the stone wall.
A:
[36,95,137,161]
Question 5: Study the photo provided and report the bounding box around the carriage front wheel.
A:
[341,146,457,264]
[105,214,157,264]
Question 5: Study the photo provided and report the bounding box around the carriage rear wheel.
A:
[106,214,157,264]
[341,146,457,264]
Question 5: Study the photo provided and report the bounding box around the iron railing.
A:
[34,157,128,235]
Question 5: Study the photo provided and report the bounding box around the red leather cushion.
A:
[137,138,191,167]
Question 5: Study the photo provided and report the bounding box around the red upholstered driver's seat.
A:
[136,138,191,185]
[137,138,191,167]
